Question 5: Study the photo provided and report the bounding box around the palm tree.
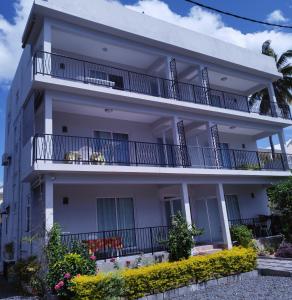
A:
[251,40,292,118]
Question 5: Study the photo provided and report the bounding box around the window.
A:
[225,195,241,221]
[108,74,124,90]
[96,197,135,231]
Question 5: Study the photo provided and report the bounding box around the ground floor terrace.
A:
[29,177,274,260]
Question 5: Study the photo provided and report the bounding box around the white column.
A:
[172,116,180,145]
[164,56,172,80]
[43,92,53,162]
[216,183,232,249]
[162,131,169,165]
[278,129,288,169]
[181,183,192,226]
[44,176,54,235]
[43,18,52,74]
[206,121,214,148]
[44,92,53,135]
[267,82,277,117]
[267,82,277,103]
[278,129,287,156]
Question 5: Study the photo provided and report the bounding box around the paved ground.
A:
[257,258,292,275]
[0,277,35,300]
[173,276,292,300]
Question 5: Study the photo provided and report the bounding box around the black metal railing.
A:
[32,134,287,171]
[33,51,291,120]
[61,226,169,259]
[229,218,272,238]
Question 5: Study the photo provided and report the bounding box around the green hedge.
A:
[71,247,256,300]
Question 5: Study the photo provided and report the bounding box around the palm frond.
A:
[277,50,292,69]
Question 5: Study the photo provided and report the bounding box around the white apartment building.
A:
[1,0,292,264]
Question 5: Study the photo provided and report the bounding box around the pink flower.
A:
[90,255,96,261]
[58,281,64,287]
[55,284,61,290]
[64,273,71,279]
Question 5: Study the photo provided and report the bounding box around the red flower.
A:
[76,274,81,277]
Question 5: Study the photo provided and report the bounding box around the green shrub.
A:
[165,213,203,261]
[71,247,256,300]
[230,225,253,248]
[268,178,292,242]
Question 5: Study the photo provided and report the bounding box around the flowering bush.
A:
[48,253,96,297]
[45,224,97,297]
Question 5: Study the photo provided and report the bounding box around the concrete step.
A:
[197,248,222,256]
[194,244,215,252]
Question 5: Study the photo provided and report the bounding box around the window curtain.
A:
[96,198,116,231]
[225,195,241,221]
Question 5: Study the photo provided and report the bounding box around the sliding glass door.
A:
[96,197,135,248]
[94,131,129,164]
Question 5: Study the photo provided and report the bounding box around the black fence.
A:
[33,51,291,120]
[61,226,169,259]
[229,218,272,238]
[33,134,286,171]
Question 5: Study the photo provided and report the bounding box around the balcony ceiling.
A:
[52,29,158,70]
[53,100,160,124]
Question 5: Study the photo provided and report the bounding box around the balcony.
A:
[33,134,287,171]
[33,51,292,120]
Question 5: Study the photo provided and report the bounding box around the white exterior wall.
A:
[53,111,157,143]
[54,184,163,233]
[224,185,270,218]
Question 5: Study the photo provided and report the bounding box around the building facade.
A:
[1,0,292,264]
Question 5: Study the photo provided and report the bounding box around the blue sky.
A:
[0,0,292,184]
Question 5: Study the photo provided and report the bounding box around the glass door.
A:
[113,133,129,165]
[225,195,241,221]
[220,143,232,168]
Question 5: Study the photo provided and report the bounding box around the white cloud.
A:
[266,9,289,23]
[0,0,33,84]
[126,0,292,55]
[1,0,292,84]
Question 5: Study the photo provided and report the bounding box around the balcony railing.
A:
[287,154,292,170]
[33,51,291,120]
[33,134,287,171]
[61,226,169,259]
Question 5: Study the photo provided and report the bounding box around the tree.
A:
[268,177,292,242]
[250,40,292,118]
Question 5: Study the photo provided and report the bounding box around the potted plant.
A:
[90,152,106,165]
[64,151,81,163]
